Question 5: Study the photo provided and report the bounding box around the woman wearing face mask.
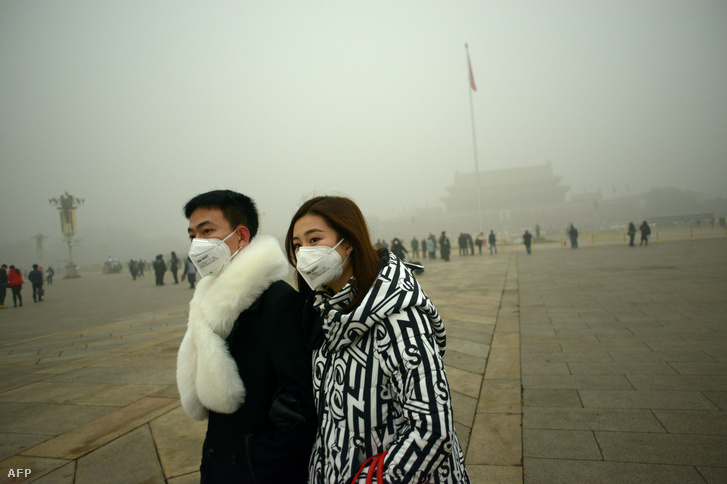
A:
[285,196,470,484]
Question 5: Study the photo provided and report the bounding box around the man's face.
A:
[187,207,250,255]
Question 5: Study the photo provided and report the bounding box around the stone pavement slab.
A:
[149,406,208,480]
[524,458,708,484]
[596,431,727,467]
[523,428,602,460]
[22,397,178,460]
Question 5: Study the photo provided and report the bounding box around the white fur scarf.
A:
[176,234,290,421]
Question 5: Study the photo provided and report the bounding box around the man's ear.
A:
[236,226,251,250]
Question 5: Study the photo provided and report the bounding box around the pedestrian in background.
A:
[458,233,467,256]
[8,265,23,307]
[568,224,579,249]
[170,251,180,284]
[153,254,166,286]
[183,256,197,289]
[627,222,637,247]
[639,221,651,246]
[129,260,138,280]
[523,230,533,254]
[28,264,44,302]
[410,236,419,258]
[46,266,55,285]
[439,231,451,261]
[391,237,408,261]
[0,264,8,309]
[488,230,498,254]
[476,232,485,255]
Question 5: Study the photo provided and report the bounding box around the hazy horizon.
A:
[2,1,726,267]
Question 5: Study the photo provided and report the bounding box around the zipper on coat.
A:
[317,350,334,427]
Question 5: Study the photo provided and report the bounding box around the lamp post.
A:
[49,191,85,279]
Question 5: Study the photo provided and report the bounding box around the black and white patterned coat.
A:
[309,250,470,483]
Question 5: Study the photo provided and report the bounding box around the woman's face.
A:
[291,214,349,254]
[292,213,353,291]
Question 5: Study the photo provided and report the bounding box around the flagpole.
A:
[466,43,484,233]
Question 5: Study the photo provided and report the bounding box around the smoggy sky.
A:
[1,1,726,262]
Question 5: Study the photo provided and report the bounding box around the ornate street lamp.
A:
[49,191,85,279]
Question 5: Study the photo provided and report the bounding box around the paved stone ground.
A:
[0,271,195,344]
[0,237,725,483]
[519,238,727,484]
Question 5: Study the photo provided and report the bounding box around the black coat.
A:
[28,269,43,285]
[200,281,316,484]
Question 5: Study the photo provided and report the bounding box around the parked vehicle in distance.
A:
[102,256,123,274]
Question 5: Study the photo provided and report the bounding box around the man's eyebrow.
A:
[188,220,214,233]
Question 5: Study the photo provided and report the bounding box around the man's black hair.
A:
[184,190,259,239]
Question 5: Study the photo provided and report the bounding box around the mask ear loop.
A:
[334,238,351,269]
[216,245,244,276]
[332,238,345,250]
[227,227,247,261]
[333,237,351,260]
[221,229,238,243]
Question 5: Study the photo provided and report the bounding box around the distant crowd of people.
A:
[0,248,207,308]
[0,263,53,309]
[379,217,673,262]
[567,220,653,249]
[379,226,539,263]
[129,251,197,289]
[626,221,652,247]
[375,217,723,259]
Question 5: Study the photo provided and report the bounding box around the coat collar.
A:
[177,234,290,420]
[315,250,446,355]
[191,234,290,338]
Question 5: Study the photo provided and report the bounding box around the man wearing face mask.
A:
[176,190,316,484]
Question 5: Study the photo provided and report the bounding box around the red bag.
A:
[351,451,387,484]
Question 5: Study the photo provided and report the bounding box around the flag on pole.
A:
[466,45,477,92]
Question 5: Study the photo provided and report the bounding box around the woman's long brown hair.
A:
[285,196,381,312]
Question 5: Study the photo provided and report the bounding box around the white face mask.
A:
[188,230,241,277]
[296,238,348,290]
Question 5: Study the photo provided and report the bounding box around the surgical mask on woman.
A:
[296,238,348,290]
[188,230,241,277]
